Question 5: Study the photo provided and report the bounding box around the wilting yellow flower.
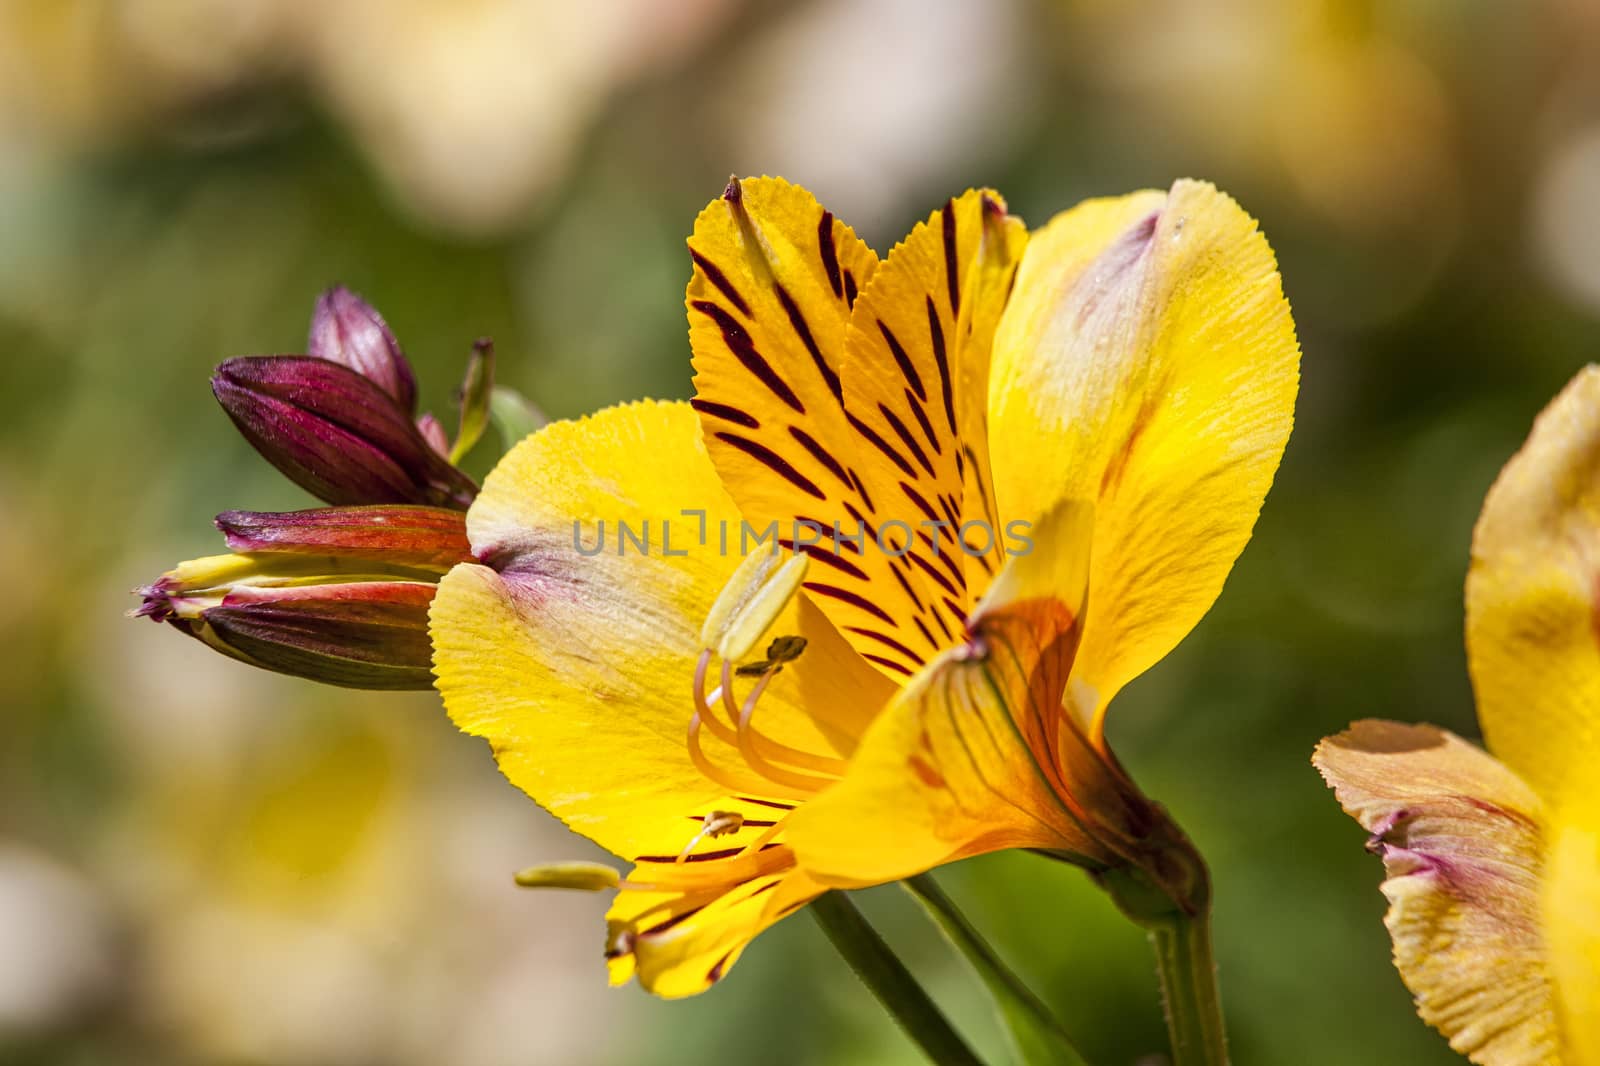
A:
[1315,366,1600,1065]
[431,177,1299,996]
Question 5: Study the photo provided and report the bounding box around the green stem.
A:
[903,874,1090,1066]
[810,891,986,1066]
[1147,910,1228,1066]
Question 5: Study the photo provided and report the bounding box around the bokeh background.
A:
[2,0,1597,1063]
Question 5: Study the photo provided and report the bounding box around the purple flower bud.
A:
[213,356,478,509]
[133,505,473,689]
[308,286,417,412]
[215,505,471,571]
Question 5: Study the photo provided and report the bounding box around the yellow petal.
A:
[989,180,1300,733]
[1467,365,1600,811]
[1544,791,1600,1064]
[832,190,1029,671]
[606,855,825,998]
[430,399,888,862]
[1313,720,1559,1065]
[787,501,1129,886]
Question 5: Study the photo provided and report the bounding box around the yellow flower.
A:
[431,177,1300,996]
[1315,366,1600,1065]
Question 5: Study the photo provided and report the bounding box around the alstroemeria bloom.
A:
[1315,367,1600,1065]
[431,178,1299,995]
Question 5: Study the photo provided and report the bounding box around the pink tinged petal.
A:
[213,356,478,509]
[1313,720,1560,1065]
[215,505,471,571]
[307,285,417,412]
[416,413,451,457]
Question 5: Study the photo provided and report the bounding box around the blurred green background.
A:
[1,0,1597,1063]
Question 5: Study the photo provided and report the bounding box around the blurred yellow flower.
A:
[1316,366,1600,1065]
[431,177,1300,996]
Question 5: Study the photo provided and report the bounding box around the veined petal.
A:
[1543,792,1600,1063]
[1467,365,1600,811]
[989,181,1300,733]
[606,856,825,998]
[429,399,891,864]
[836,190,1029,671]
[688,179,932,674]
[1314,721,1558,1065]
[787,502,1129,886]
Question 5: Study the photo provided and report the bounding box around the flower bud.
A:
[134,505,472,689]
[308,286,417,412]
[213,356,478,509]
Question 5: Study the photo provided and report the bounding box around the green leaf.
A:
[488,384,547,454]
[449,339,495,465]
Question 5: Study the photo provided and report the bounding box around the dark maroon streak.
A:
[780,540,869,581]
[803,581,896,625]
[845,626,927,665]
[691,397,761,429]
[879,404,935,478]
[691,300,805,414]
[941,200,961,316]
[773,283,841,401]
[714,432,826,500]
[898,481,941,525]
[787,426,849,486]
[879,321,926,402]
[818,211,843,299]
[926,297,956,434]
[846,470,876,513]
[906,389,942,455]
[908,551,961,599]
[690,250,752,317]
[846,412,916,479]
[862,653,916,677]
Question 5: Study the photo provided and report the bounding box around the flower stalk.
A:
[902,874,1088,1066]
[1148,911,1228,1066]
[1093,814,1229,1066]
[809,892,985,1066]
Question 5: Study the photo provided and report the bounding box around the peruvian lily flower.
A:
[1315,367,1600,1065]
[429,177,1300,997]
[136,288,493,687]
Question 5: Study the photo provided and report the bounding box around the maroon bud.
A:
[213,356,478,509]
[214,505,470,571]
[308,286,417,412]
[191,582,437,690]
[133,504,474,690]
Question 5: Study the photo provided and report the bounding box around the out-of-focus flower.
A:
[0,845,114,1033]
[430,176,1300,995]
[711,0,1028,225]
[136,288,493,688]
[136,506,471,690]
[0,0,742,233]
[1315,366,1600,1065]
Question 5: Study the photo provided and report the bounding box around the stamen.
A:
[732,661,847,789]
[701,551,809,660]
[676,810,746,864]
[687,708,815,801]
[513,861,620,891]
[693,648,741,744]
